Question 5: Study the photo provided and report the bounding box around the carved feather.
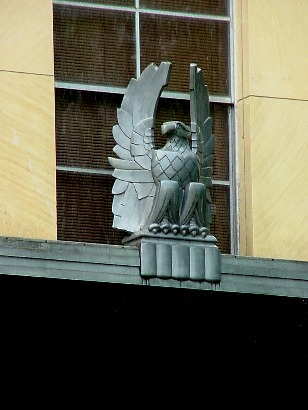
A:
[108,62,171,233]
[190,63,215,227]
[109,157,143,170]
[112,179,129,195]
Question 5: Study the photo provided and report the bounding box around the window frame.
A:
[53,0,238,254]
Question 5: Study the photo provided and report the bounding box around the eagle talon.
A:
[181,225,189,236]
[200,227,208,238]
[171,224,180,235]
[149,223,161,234]
[161,223,171,234]
[189,225,199,236]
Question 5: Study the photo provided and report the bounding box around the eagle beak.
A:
[161,121,176,135]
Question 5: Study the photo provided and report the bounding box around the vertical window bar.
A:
[228,105,238,255]
[229,0,235,104]
[135,0,141,77]
[228,0,238,254]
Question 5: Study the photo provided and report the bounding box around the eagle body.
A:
[108,62,214,237]
[151,130,198,190]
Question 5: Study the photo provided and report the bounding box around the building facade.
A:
[1,0,307,263]
[1,0,308,373]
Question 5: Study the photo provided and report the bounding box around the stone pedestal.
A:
[124,232,221,283]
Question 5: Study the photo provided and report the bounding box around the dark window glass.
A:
[56,175,230,251]
[57,172,127,244]
[55,89,121,169]
[53,5,135,86]
[210,185,230,254]
[56,91,230,180]
[140,14,229,95]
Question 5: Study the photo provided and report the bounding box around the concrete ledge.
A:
[222,254,308,281]
[0,237,142,285]
[0,237,307,298]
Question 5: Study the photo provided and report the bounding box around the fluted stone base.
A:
[124,232,221,283]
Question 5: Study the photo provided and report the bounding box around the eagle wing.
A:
[108,62,171,233]
[190,63,215,229]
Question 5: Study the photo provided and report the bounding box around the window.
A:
[53,0,235,254]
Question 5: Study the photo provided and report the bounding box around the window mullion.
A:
[135,0,141,77]
[57,166,113,176]
[228,0,238,254]
[54,81,233,104]
[139,8,230,22]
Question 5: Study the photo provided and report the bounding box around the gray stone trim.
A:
[0,237,141,286]
[0,237,307,298]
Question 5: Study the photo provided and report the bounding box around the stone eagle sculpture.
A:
[108,62,215,239]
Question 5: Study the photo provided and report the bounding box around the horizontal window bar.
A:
[139,8,230,22]
[53,0,135,13]
[55,81,233,104]
[162,91,232,104]
[55,81,126,95]
[57,166,113,176]
[57,165,230,186]
[212,180,230,186]
[53,1,230,21]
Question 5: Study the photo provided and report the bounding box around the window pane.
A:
[210,185,230,254]
[155,98,229,180]
[80,0,134,5]
[56,91,230,180]
[140,0,229,16]
[211,103,229,180]
[57,171,127,244]
[56,172,230,249]
[140,14,229,95]
[55,89,121,169]
[57,171,230,247]
[53,5,135,86]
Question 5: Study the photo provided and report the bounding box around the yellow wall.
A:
[0,0,57,239]
[236,0,308,261]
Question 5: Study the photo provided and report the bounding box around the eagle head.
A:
[161,121,191,139]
